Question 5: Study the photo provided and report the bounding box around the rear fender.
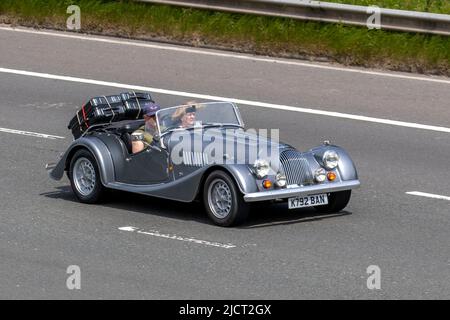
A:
[49,137,115,185]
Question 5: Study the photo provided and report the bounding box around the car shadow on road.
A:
[41,186,352,228]
[40,186,211,224]
[243,202,352,229]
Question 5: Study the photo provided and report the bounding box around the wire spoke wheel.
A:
[73,157,96,196]
[208,179,233,219]
[203,170,250,227]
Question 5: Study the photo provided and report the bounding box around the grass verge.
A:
[0,0,449,76]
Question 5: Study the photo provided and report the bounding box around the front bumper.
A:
[243,180,361,202]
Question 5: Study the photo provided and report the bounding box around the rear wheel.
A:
[203,171,249,227]
[314,190,351,213]
[69,149,105,203]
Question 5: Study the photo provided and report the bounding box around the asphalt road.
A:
[0,26,449,299]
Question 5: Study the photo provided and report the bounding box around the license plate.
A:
[288,194,328,209]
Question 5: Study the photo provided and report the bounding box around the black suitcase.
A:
[120,91,154,120]
[68,94,126,139]
[83,94,126,123]
[68,92,155,139]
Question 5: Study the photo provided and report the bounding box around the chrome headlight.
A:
[253,159,270,178]
[323,150,340,169]
[276,173,287,187]
[315,168,327,183]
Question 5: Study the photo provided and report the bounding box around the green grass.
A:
[332,0,450,14]
[0,0,449,75]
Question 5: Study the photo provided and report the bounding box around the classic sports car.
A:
[48,101,360,226]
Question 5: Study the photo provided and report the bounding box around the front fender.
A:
[49,136,115,185]
[216,164,258,194]
[310,145,358,181]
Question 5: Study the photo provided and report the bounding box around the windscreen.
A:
[156,102,242,135]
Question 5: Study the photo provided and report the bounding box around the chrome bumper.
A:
[243,180,361,202]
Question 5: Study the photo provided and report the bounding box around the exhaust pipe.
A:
[45,163,57,172]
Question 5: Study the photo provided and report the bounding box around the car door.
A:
[117,145,170,185]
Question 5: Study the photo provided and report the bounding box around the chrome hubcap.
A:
[208,179,233,219]
[73,157,96,196]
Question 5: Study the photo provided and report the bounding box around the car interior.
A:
[103,119,145,154]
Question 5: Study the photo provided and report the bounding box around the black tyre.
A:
[314,190,351,213]
[69,149,105,204]
[203,170,249,227]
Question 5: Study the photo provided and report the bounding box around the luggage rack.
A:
[78,119,146,138]
[68,92,154,140]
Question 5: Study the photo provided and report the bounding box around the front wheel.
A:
[314,190,351,213]
[203,171,249,227]
[69,149,105,204]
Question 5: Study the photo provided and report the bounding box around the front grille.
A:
[280,150,314,186]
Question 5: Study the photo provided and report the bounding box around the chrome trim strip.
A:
[243,180,361,202]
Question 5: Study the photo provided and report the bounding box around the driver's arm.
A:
[132,129,148,154]
[131,130,154,154]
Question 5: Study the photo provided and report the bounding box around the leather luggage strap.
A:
[76,111,83,132]
[133,91,142,119]
[81,105,89,127]
[103,96,116,123]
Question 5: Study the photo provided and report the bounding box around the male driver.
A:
[131,102,160,154]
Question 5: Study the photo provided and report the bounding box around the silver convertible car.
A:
[48,102,360,226]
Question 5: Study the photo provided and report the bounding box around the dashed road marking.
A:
[118,226,237,249]
[406,191,450,201]
[0,127,65,139]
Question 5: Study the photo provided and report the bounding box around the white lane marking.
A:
[0,127,65,139]
[1,26,449,85]
[118,226,237,249]
[1,67,450,134]
[118,226,137,232]
[406,191,450,201]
